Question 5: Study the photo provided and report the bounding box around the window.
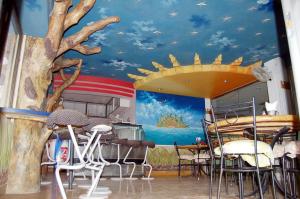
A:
[0,7,22,107]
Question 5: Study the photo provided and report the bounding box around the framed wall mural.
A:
[136,90,205,145]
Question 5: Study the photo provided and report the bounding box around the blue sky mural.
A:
[136,91,205,145]
[21,0,285,82]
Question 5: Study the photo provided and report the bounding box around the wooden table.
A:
[208,114,300,195]
[0,107,49,122]
[208,115,300,135]
[177,144,208,153]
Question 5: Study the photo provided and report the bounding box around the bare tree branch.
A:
[60,69,67,81]
[46,59,82,112]
[64,0,96,30]
[51,57,81,72]
[72,44,101,55]
[45,0,71,59]
[57,16,120,56]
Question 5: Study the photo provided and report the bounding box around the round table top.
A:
[208,114,300,135]
[176,144,208,150]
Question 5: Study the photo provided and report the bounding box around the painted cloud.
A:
[103,59,141,71]
[246,44,278,62]
[207,31,236,49]
[136,91,203,128]
[127,21,163,50]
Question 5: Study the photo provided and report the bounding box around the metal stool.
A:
[123,140,142,180]
[141,141,155,180]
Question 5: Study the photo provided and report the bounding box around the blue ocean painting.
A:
[136,91,205,145]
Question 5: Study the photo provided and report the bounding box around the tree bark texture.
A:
[6,120,46,193]
[5,0,119,194]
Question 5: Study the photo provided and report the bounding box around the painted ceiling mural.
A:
[22,0,284,82]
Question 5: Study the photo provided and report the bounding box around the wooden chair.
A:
[174,142,196,177]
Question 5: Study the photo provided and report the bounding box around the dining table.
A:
[207,114,300,135]
[176,143,208,153]
[207,114,300,195]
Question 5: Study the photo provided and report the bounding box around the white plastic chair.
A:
[140,141,155,180]
[123,140,142,180]
[55,124,112,199]
[41,136,70,185]
[98,139,123,181]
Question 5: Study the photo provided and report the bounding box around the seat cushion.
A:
[284,141,300,158]
[214,146,221,156]
[222,140,273,167]
[273,142,286,159]
[180,154,195,161]
[194,153,210,159]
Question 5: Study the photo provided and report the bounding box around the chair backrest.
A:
[201,119,215,158]
[210,97,257,155]
[67,125,85,163]
[174,142,180,157]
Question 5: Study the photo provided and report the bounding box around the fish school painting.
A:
[136,90,205,145]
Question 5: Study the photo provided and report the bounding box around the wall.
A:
[264,57,293,114]
[136,90,205,145]
[54,75,136,124]
[212,81,269,115]
[281,0,300,115]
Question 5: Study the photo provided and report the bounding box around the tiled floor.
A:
[0,174,282,199]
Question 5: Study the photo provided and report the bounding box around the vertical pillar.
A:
[205,98,211,121]
[281,0,300,115]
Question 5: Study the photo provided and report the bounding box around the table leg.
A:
[68,141,74,190]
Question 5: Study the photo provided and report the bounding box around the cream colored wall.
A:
[281,0,300,115]
[264,57,293,115]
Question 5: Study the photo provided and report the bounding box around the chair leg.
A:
[87,164,105,196]
[291,158,296,198]
[256,168,264,199]
[209,159,213,199]
[118,163,122,179]
[270,169,277,199]
[178,160,181,177]
[55,167,67,199]
[282,157,288,199]
[217,155,224,199]
[141,163,153,179]
[251,172,255,192]
[225,171,228,194]
[123,147,137,180]
[129,163,136,178]
[237,157,243,199]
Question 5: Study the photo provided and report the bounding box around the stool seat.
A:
[142,141,155,148]
[91,125,112,133]
[47,109,89,129]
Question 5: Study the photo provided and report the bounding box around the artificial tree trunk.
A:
[6,120,47,193]
[6,37,53,193]
[5,0,119,194]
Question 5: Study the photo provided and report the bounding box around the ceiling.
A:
[21,0,286,84]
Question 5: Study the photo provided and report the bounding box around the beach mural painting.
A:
[136,90,205,145]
